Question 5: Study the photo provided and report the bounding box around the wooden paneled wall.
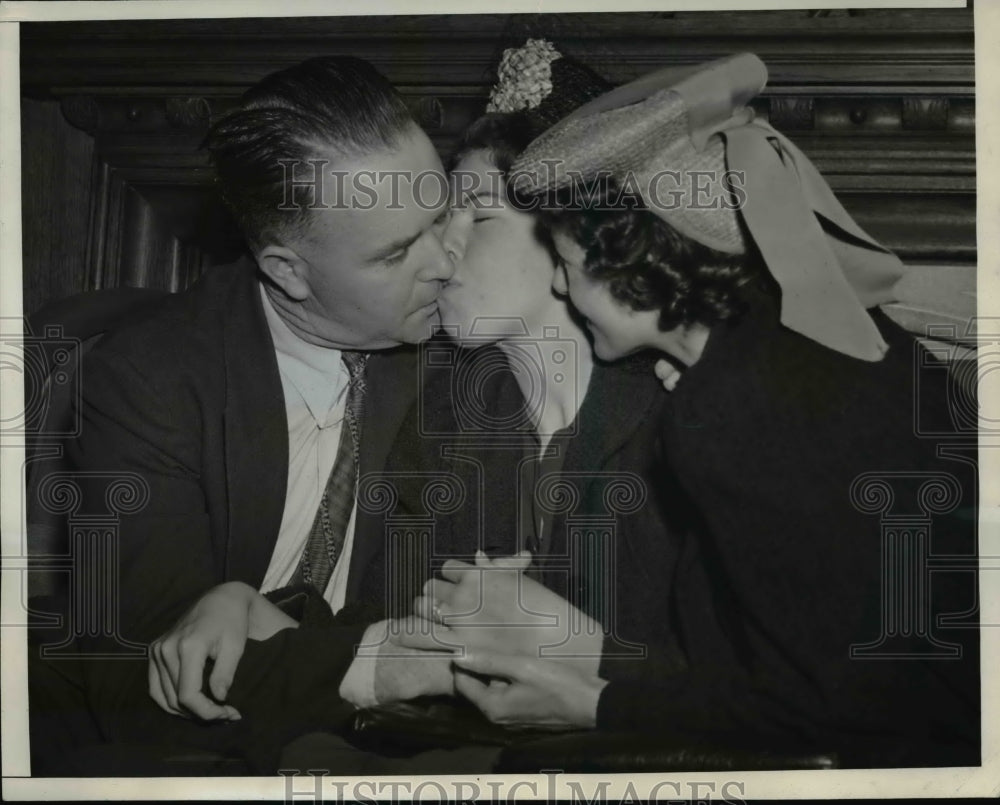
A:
[21,99,97,312]
[20,8,975,318]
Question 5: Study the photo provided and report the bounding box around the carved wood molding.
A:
[768,97,815,131]
[759,96,970,134]
[22,11,974,92]
[61,95,214,134]
[901,98,951,131]
[164,97,212,130]
[59,95,100,135]
[23,9,976,290]
[58,92,974,140]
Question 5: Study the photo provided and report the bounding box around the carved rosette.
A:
[165,96,212,130]
[902,97,950,130]
[768,97,815,130]
[60,95,100,134]
[412,96,444,131]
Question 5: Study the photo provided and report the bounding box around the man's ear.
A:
[258,245,311,301]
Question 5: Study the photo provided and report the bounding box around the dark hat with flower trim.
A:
[510,53,908,362]
[485,38,613,140]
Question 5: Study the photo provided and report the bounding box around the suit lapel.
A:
[346,345,420,600]
[222,261,288,585]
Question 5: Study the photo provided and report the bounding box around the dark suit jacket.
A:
[50,257,426,768]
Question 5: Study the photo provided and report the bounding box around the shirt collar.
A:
[259,282,350,424]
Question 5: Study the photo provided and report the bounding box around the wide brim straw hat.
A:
[511,53,908,362]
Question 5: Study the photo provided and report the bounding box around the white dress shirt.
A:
[258,283,357,612]
[257,284,378,706]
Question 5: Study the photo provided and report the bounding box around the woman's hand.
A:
[407,551,603,677]
[453,651,608,729]
[654,358,682,391]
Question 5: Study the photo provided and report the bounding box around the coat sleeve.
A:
[222,587,372,772]
[62,343,222,725]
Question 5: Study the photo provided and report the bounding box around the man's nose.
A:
[420,227,457,283]
[442,206,474,265]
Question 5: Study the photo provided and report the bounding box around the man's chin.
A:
[399,316,443,344]
[434,307,473,340]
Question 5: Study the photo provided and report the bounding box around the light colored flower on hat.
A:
[487,38,562,114]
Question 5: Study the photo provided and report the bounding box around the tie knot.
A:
[342,351,368,382]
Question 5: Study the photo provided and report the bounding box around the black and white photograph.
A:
[1,0,995,799]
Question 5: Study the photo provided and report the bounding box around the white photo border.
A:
[1,0,995,799]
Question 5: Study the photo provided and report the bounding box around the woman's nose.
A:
[442,206,474,265]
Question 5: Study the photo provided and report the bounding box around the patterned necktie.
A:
[294,350,368,594]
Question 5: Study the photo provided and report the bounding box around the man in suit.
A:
[29,55,467,775]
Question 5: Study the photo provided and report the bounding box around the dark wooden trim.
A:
[20,8,977,307]
[21,11,974,93]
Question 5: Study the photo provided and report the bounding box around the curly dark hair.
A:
[536,178,767,332]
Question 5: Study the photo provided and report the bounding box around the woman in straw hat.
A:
[432,51,978,767]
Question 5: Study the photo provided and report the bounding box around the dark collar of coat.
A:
[221,256,289,585]
[561,351,665,477]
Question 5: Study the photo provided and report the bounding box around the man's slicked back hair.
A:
[204,56,415,252]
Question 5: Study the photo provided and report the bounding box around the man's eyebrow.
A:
[367,230,421,262]
[366,196,450,262]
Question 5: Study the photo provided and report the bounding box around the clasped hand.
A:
[148,581,296,720]
[396,551,608,728]
[408,550,602,675]
[149,582,458,718]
